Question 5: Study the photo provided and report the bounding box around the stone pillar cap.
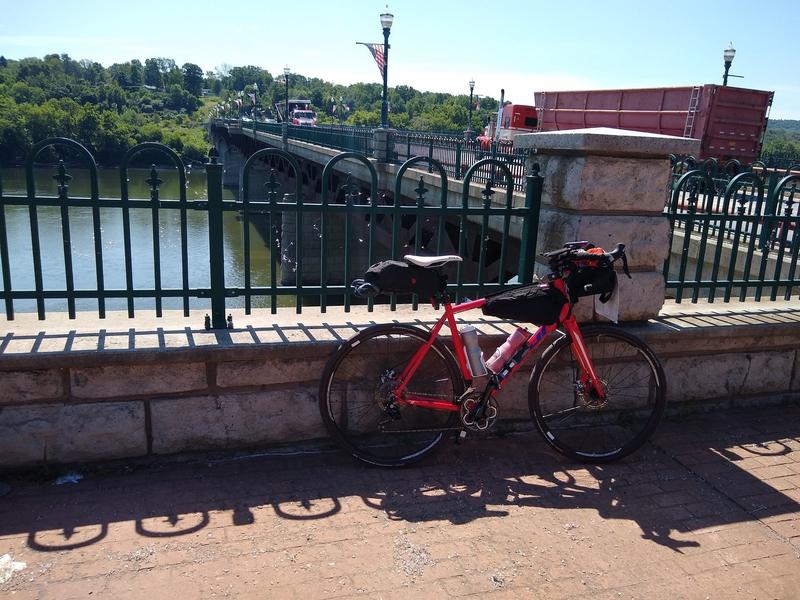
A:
[515,127,700,157]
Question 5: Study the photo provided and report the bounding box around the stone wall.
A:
[0,305,798,469]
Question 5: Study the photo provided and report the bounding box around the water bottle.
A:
[460,325,487,377]
[486,327,529,373]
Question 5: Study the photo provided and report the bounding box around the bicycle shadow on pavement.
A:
[0,405,798,557]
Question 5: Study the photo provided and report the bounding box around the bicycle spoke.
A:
[320,324,463,467]
[530,326,665,463]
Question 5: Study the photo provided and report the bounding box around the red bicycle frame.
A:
[393,278,606,412]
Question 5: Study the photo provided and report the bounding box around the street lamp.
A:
[467,79,475,139]
[252,82,258,120]
[723,43,736,86]
[283,65,290,122]
[379,7,394,128]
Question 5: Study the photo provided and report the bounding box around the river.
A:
[0,166,285,314]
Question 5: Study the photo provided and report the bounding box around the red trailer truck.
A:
[533,85,774,163]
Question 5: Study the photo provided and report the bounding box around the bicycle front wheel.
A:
[529,325,666,463]
[319,324,465,467]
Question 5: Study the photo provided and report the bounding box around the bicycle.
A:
[318,242,666,467]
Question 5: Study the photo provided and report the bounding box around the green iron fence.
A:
[664,166,800,302]
[393,133,526,192]
[0,138,543,326]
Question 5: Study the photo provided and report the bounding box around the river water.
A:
[0,166,284,314]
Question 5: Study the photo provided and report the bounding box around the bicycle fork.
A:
[562,318,606,400]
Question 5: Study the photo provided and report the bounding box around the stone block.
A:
[0,401,146,467]
[535,154,671,213]
[663,351,794,404]
[0,369,64,405]
[564,271,664,323]
[150,389,326,454]
[516,127,700,158]
[70,362,207,400]
[216,355,328,388]
[792,350,800,392]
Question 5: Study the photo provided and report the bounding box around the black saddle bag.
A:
[482,284,566,325]
[363,260,443,297]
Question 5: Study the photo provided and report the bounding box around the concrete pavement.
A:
[1,403,799,599]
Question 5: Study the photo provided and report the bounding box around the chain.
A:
[379,425,464,434]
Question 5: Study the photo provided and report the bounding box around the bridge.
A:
[209,119,800,308]
[207,118,538,292]
[209,118,528,190]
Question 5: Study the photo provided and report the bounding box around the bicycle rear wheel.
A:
[319,324,464,467]
[529,325,666,463]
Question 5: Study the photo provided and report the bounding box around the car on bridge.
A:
[291,109,317,126]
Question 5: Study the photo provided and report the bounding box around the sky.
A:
[2,0,798,119]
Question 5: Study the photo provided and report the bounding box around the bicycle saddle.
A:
[403,255,463,269]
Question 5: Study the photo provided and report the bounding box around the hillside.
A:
[0,53,499,166]
[763,119,800,157]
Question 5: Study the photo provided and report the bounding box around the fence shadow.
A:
[1,405,797,556]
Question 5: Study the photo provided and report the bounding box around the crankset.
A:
[460,397,499,431]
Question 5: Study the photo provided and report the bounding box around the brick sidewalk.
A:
[1,404,799,599]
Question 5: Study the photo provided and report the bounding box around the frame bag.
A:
[482,284,565,325]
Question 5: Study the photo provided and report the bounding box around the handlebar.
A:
[544,242,631,279]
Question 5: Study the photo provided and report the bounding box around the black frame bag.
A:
[482,284,566,325]
[363,260,443,297]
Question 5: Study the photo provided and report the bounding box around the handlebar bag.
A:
[565,263,617,303]
[363,260,443,297]
[482,284,565,325]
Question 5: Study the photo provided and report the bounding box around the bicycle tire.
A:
[319,324,465,467]
[529,325,666,463]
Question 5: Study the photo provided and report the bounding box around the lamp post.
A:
[379,8,394,129]
[467,79,475,139]
[252,82,258,120]
[283,65,290,122]
[723,43,736,86]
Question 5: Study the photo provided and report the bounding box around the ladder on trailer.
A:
[535,93,545,132]
[683,86,701,138]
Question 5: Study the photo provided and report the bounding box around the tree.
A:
[129,60,143,87]
[144,58,162,89]
[182,63,203,96]
[108,63,130,87]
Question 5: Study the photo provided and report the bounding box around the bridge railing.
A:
[393,133,526,192]
[285,123,374,154]
[664,166,800,302]
[0,139,543,326]
[214,119,528,191]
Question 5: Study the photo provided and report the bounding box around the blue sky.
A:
[2,0,798,118]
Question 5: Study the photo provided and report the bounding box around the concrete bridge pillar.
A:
[211,137,246,188]
[372,128,397,162]
[515,128,698,321]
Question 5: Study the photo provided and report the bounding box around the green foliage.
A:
[1,51,507,167]
[0,53,213,166]
[763,120,800,158]
[182,63,203,96]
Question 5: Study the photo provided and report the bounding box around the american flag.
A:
[359,42,385,78]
